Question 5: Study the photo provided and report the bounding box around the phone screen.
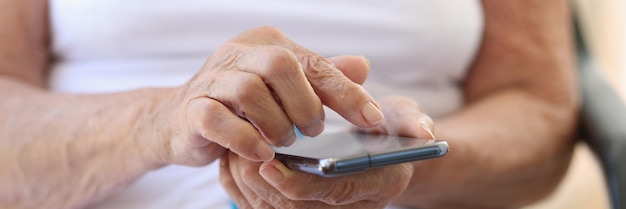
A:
[273,132,434,158]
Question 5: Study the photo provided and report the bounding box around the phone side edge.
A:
[274,153,328,176]
[368,140,449,168]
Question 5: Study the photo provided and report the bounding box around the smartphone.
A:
[273,131,448,177]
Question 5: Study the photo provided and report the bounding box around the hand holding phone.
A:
[273,132,448,177]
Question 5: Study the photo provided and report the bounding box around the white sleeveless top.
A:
[48,1,483,208]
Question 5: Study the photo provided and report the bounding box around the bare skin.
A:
[0,1,383,208]
[393,1,577,208]
[0,0,577,209]
[221,0,578,209]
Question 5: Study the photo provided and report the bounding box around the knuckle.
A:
[258,46,300,78]
[197,101,226,133]
[233,73,267,102]
[300,60,350,91]
[206,43,244,70]
[239,26,288,45]
[316,77,352,102]
[187,98,225,126]
[299,54,336,80]
[256,26,286,39]
[202,99,225,116]
[298,55,362,103]
[187,99,223,138]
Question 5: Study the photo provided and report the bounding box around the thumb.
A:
[328,55,370,85]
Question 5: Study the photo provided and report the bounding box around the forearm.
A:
[395,89,578,208]
[0,77,173,208]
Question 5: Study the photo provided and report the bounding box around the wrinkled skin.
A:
[159,26,386,166]
[206,28,435,208]
[220,96,435,209]
[191,27,432,208]
[0,0,578,208]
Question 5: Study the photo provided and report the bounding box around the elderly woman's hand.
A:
[220,96,435,209]
[147,26,383,166]
[220,151,413,209]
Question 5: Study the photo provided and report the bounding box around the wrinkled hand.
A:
[153,26,383,166]
[220,96,435,209]
[220,151,413,209]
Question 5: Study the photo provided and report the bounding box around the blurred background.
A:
[524,0,625,208]
[576,0,626,99]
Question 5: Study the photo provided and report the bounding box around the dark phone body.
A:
[273,132,448,177]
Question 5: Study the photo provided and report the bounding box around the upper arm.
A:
[465,0,577,107]
[0,0,50,87]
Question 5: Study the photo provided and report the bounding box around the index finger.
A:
[292,47,385,128]
[234,26,384,128]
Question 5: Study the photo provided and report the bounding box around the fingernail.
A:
[362,101,384,125]
[420,122,436,139]
[300,120,324,137]
[255,143,275,161]
[260,164,285,186]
